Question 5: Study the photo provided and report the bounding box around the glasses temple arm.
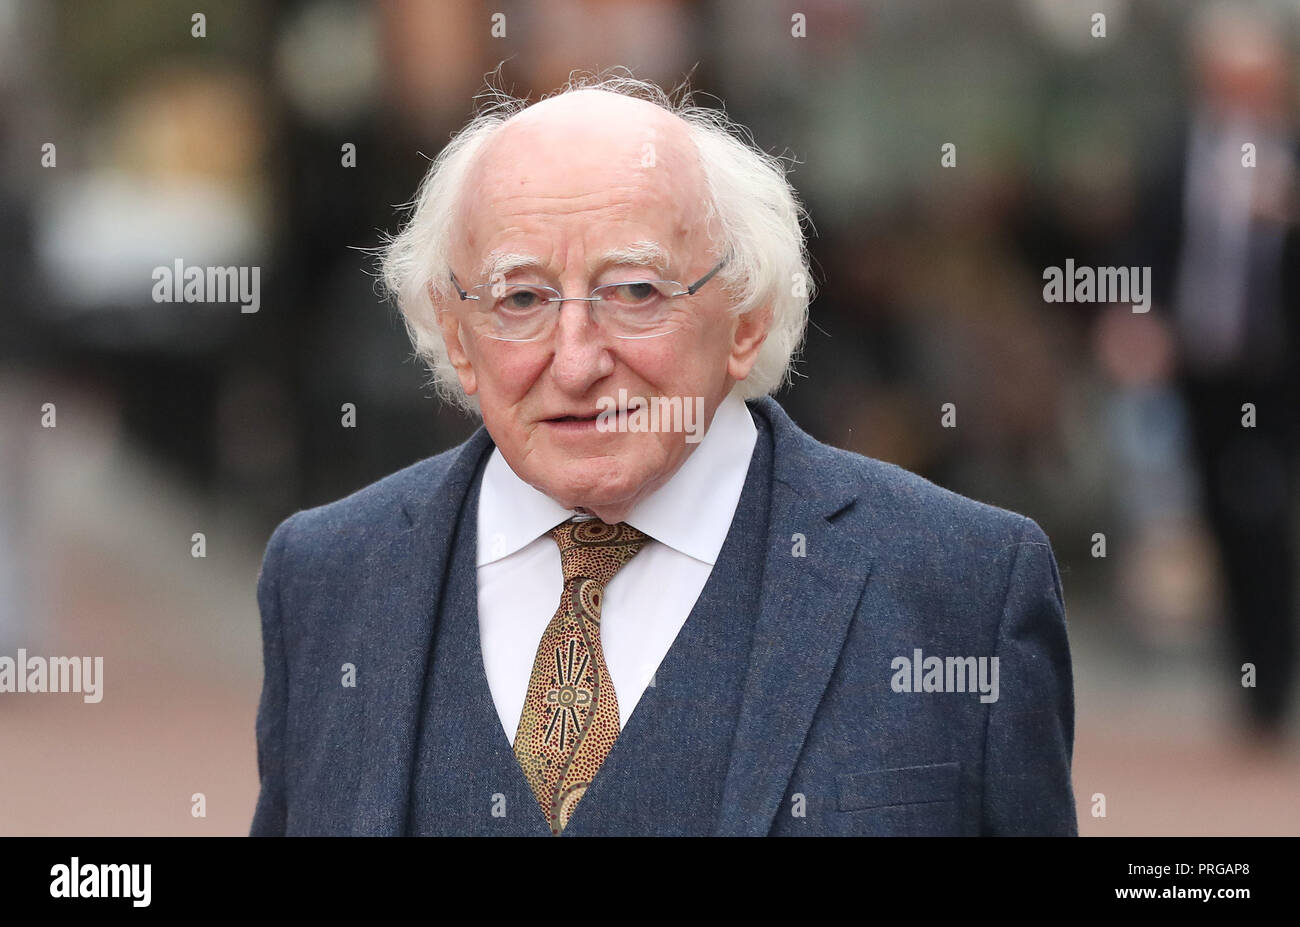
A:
[449,272,473,300]
[685,254,729,295]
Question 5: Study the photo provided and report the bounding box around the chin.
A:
[550,474,643,512]
[536,462,655,513]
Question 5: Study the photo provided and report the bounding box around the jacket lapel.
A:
[349,426,494,835]
[714,398,875,836]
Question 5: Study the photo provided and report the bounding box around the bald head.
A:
[453,89,713,277]
[489,87,699,171]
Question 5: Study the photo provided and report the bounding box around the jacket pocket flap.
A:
[837,762,960,812]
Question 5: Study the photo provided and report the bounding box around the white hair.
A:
[378,69,815,415]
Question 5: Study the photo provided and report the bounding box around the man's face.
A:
[438,91,769,522]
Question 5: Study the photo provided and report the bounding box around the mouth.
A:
[541,409,621,434]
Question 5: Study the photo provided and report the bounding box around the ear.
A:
[726,303,773,382]
[432,282,478,396]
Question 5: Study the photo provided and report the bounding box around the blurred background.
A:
[1,0,1298,835]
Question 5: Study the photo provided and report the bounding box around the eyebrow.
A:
[477,251,545,282]
[475,240,673,283]
[596,241,672,277]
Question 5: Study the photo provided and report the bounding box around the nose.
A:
[548,298,614,394]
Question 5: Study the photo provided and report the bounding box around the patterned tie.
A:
[512,518,650,835]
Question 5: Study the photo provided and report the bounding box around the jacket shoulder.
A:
[762,397,1043,548]
[755,397,1036,537]
[831,446,1042,544]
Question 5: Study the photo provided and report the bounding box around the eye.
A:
[607,281,664,304]
[498,286,548,312]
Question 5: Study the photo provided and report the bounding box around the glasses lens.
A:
[593,280,679,337]
[470,284,557,341]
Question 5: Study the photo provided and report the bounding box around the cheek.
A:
[472,343,548,402]
[631,316,733,388]
[641,302,731,366]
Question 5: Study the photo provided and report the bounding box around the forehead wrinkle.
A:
[471,138,699,223]
[489,188,640,206]
[480,189,660,232]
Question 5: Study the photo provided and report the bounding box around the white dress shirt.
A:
[475,389,758,742]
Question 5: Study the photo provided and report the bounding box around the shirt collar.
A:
[476,388,757,567]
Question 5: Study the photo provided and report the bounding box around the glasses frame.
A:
[447,253,730,342]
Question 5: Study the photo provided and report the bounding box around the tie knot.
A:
[549,518,650,586]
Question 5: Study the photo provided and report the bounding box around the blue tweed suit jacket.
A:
[250,396,1077,836]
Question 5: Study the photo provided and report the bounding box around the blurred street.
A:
[0,376,263,835]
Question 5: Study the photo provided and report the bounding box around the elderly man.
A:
[250,76,1077,836]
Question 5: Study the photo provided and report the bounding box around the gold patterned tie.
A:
[512,518,650,835]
